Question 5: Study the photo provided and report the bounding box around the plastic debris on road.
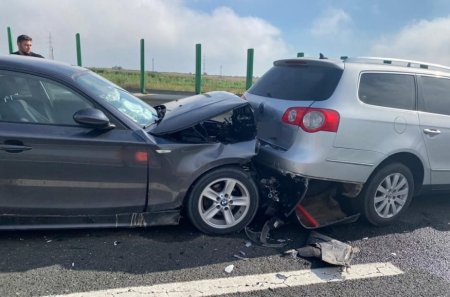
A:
[224,264,234,274]
[244,217,289,248]
[233,249,249,261]
[288,231,359,267]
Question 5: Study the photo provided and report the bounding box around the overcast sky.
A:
[1,0,450,76]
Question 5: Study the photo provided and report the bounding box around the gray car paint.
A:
[0,56,257,229]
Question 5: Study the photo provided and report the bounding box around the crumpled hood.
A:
[149,91,249,135]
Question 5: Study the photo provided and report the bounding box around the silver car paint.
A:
[246,58,450,186]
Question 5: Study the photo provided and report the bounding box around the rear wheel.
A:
[187,167,259,235]
[360,162,414,226]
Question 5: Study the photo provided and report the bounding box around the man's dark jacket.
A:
[12,51,44,58]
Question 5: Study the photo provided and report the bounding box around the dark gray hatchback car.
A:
[0,55,259,234]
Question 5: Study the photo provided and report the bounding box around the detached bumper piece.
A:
[286,231,359,267]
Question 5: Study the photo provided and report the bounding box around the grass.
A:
[90,68,250,94]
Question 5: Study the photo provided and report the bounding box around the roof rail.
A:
[343,56,450,73]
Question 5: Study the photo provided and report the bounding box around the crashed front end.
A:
[145,91,258,212]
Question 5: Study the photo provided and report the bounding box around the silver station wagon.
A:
[245,57,450,226]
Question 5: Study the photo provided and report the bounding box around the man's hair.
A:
[17,35,32,43]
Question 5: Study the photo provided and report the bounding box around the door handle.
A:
[0,144,32,153]
[423,128,441,136]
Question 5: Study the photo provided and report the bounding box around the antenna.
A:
[48,32,54,60]
[203,54,206,74]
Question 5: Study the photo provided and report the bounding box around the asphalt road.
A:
[0,193,449,297]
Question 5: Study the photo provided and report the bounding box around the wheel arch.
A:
[182,162,256,210]
[372,152,424,195]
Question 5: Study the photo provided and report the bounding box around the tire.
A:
[187,167,259,235]
[360,162,414,226]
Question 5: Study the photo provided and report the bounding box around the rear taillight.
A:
[282,107,340,133]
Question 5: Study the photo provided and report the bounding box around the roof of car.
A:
[275,56,450,77]
[0,54,86,80]
[343,56,450,76]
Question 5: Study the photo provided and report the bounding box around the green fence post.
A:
[140,39,146,93]
[297,52,304,58]
[76,33,82,66]
[195,44,202,94]
[7,27,14,54]
[246,48,254,90]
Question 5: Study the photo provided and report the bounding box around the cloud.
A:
[371,17,450,66]
[0,0,290,75]
[310,8,352,37]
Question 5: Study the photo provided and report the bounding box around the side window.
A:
[41,81,93,125]
[0,71,93,125]
[359,73,415,110]
[419,76,450,116]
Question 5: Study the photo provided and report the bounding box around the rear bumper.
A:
[254,143,383,183]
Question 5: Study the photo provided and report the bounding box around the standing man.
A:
[12,35,44,58]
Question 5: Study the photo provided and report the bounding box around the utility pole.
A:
[152,57,154,72]
[48,32,54,60]
[203,54,206,74]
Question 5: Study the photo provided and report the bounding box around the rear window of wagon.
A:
[248,64,343,101]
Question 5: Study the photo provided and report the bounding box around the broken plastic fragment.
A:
[293,231,359,267]
[113,241,120,246]
[233,254,249,261]
[283,249,299,258]
[276,273,288,280]
[244,217,288,248]
[245,241,252,248]
[224,264,234,274]
[296,245,322,258]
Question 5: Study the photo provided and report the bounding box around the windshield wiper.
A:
[143,120,157,129]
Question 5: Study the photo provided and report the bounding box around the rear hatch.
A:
[245,59,344,150]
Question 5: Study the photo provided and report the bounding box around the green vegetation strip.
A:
[91,68,249,94]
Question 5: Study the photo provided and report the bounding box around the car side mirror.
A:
[73,108,116,130]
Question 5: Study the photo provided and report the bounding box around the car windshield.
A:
[76,71,158,127]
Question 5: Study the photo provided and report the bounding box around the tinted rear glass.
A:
[420,76,450,116]
[359,73,415,110]
[248,64,343,101]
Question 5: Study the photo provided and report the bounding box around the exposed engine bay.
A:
[153,104,256,144]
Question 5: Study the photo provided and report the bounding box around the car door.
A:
[417,75,450,187]
[0,71,148,215]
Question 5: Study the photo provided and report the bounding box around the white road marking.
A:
[45,262,403,297]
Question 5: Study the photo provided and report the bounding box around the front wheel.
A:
[187,167,259,235]
[360,162,414,226]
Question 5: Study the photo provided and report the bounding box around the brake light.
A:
[282,107,340,133]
